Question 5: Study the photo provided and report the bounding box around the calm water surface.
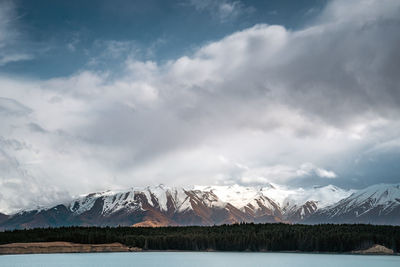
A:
[0,252,399,267]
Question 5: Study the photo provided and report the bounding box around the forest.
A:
[0,223,399,253]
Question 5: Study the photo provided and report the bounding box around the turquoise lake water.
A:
[0,252,399,267]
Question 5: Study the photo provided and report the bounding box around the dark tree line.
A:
[0,223,399,253]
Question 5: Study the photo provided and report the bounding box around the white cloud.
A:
[187,0,253,22]
[0,1,32,65]
[0,0,400,212]
[0,1,15,46]
[297,163,337,179]
[215,161,337,186]
[0,53,32,66]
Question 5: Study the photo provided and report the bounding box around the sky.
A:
[0,0,400,213]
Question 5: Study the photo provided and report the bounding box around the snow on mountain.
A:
[67,185,192,216]
[11,183,354,219]
[61,183,400,225]
[319,183,400,217]
[260,184,354,210]
[69,191,118,215]
[191,183,354,215]
[306,183,400,224]
[194,184,269,210]
[10,183,400,229]
[26,183,354,218]
[339,183,400,213]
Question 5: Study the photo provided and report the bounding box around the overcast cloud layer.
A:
[0,0,400,213]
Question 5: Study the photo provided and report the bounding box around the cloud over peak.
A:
[0,0,400,213]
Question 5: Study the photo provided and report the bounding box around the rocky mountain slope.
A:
[306,184,400,225]
[1,183,399,229]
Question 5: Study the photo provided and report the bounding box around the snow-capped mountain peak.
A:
[3,183,400,229]
[307,183,400,224]
[345,184,400,208]
[62,183,355,218]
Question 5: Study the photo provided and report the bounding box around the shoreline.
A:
[0,242,398,256]
[0,242,136,255]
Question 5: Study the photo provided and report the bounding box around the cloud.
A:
[0,97,32,116]
[0,0,400,212]
[297,163,337,179]
[214,160,337,186]
[0,1,16,46]
[0,53,33,66]
[187,0,253,22]
[0,1,32,65]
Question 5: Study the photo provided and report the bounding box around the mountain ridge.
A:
[306,183,400,225]
[1,183,399,229]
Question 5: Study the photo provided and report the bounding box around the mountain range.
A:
[0,183,399,229]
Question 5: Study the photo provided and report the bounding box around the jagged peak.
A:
[54,183,354,216]
[3,183,400,229]
[343,183,400,205]
[311,183,400,221]
[10,183,358,218]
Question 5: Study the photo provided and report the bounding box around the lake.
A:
[0,252,399,267]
